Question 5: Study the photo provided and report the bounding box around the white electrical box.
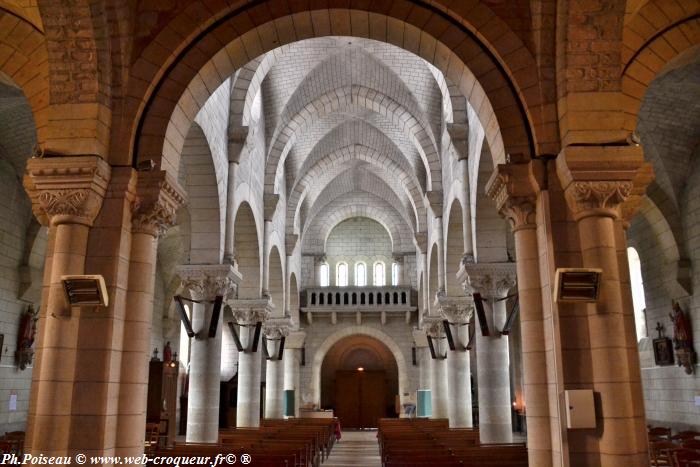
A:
[565,389,596,429]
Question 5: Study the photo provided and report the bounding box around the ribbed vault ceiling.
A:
[234,37,461,252]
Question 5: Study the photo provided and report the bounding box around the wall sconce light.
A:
[554,268,602,303]
[62,275,108,307]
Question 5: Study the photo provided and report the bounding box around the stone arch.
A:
[622,9,700,133]
[181,122,223,264]
[0,10,48,150]
[287,144,425,233]
[268,245,284,317]
[265,85,442,194]
[123,3,550,175]
[233,201,261,299]
[301,199,413,255]
[311,326,409,407]
[445,198,464,296]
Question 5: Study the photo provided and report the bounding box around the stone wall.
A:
[0,160,39,433]
[628,152,700,430]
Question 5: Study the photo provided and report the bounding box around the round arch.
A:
[311,326,409,407]
[233,201,262,299]
[121,3,550,175]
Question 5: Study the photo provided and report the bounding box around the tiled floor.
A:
[324,430,381,467]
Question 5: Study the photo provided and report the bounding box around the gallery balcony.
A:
[300,286,417,325]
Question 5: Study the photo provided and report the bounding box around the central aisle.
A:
[324,430,381,467]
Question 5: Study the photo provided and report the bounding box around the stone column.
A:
[23,156,110,456]
[262,194,279,297]
[485,155,552,466]
[436,293,474,428]
[557,146,651,466]
[435,218,446,293]
[464,263,516,444]
[178,264,240,443]
[116,171,185,455]
[223,160,239,264]
[283,331,305,418]
[224,127,246,263]
[424,317,448,419]
[263,317,291,419]
[230,298,272,427]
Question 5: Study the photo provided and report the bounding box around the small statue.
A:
[163,341,172,363]
[16,304,38,370]
[669,301,697,374]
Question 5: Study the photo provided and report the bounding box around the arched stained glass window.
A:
[337,262,348,287]
[627,247,648,341]
[319,263,329,287]
[355,262,367,286]
[374,262,385,286]
[391,262,399,286]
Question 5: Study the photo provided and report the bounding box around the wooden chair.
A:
[674,432,700,441]
[649,427,673,440]
[674,449,700,467]
[144,422,160,452]
[650,440,680,467]
[682,439,700,451]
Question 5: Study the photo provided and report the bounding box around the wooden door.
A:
[334,370,386,429]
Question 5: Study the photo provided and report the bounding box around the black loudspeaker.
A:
[412,347,417,366]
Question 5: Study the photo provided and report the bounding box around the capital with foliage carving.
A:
[132,170,186,237]
[177,264,241,301]
[463,263,516,299]
[486,154,541,232]
[422,316,445,338]
[23,155,111,227]
[435,291,474,324]
[229,297,273,325]
[263,317,292,339]
[556,145,653,221]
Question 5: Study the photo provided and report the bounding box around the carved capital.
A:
[435,291,474,324]
[463,262,516,299]
[177,264,241,301]
[263,317,292,339]
[566,180,632,218]
[423,316,445,338]
[23,156,111,227]
[229,297,273,325]
[132,170,186,237]
[556,145,652,221]
[486,154,540,231]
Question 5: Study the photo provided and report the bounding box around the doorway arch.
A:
[312,326,408,408]
[319,332,400,428]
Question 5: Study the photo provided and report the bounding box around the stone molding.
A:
[23,155,111,227]
[485,154,540,232]
[177,264,241,301]
[263,193,279,221]
[435,291,474,324]
[263,317,292,339]
[556,145,653,221]
[229,297,273,325]
[414,232,428,253]
[132,170,186,237]
[285,233,298,254]
[423,315,445,338]
[462,263,517,299]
